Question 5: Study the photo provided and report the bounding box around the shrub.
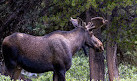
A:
[0,74,12,81]
[119,64,137,81]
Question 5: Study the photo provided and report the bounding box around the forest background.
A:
[0,0,137,81]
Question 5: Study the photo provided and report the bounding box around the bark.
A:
[85,6,105,81]
[89,48,104,81]
[89,28,105,81]
[106,37,119,81]
[106,15,119,81]
[89,48,94,81]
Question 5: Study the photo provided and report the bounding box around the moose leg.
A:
[82,46,88,56]
[12,66,22,80]
[6,66,22,81]
[3,45,20,80]
[53,69,66,81]
[57,70,66,81]
[9,66,22,80]
[53,70,66,81]
[58,70,66,81]
[53,72,58,81]
[53,64,66,81]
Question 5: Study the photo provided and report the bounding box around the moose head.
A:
[70,17,104,52]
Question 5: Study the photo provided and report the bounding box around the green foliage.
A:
[39,0,89,32]
[66,54,90,81]
[23,0,94,35]
[0,74,12,81]
[87,0,98,9]
[0,74,23,81]
[32,72,53,81]
[119,64,137,81]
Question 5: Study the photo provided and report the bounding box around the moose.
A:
[2,17,107,81]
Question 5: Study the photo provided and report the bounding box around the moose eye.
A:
[89,28,93,31]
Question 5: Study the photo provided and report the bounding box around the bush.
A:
[0,74,24,81]
[119,64,137,81]
[0,74,12,81]
[66,54,90,81]
[32,72,53,81]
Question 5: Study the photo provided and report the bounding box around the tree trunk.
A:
[89,48,95,81]
[85,7,105,81]
[89,48,104,81]
[89,29,105,81]
[106,15,119,81]
[106,40,119,81]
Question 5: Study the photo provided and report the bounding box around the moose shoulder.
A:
[2,17,104,81]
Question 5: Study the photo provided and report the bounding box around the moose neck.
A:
[67,28,86,55]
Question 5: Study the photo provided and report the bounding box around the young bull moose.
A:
[2,17,104,81]
[70,17,108,56]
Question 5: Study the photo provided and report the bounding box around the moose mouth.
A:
[86,43,104,52]
[94,45,104,52]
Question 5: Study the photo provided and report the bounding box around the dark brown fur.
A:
[2,18,104,81]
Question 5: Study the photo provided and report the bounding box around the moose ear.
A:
[91,17,108,29]
[70,17,78,27]
[70,17,86,28]
[77,17,86,27]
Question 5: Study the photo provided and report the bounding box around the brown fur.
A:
[2,18,104,81]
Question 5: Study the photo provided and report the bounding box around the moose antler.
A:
[70,17,108,31]
[91,17,108,29]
